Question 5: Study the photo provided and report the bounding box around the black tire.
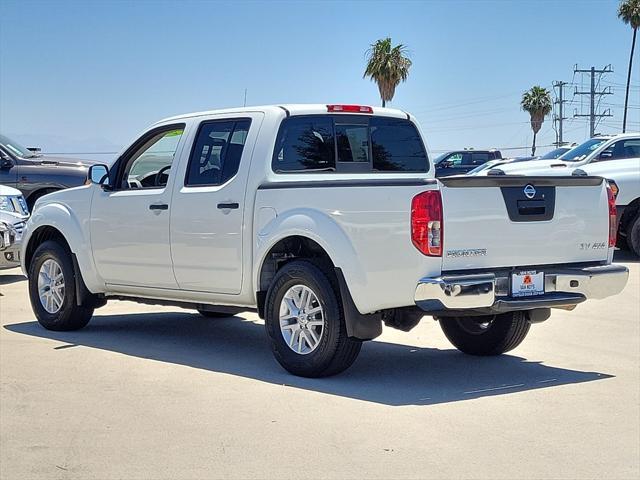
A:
[264,260,361,377]
[439,311,530,356]
[627,214,640,257]
[197,310,233,318]
[616,231,629,250]
[26,189,55,211]
[28,240,93,331]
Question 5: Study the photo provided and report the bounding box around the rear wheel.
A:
[439,311,530,356]
[28,241,93,331]
[264,260,361,377]
[627,214,640,257]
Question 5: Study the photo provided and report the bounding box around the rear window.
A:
[272,115,428,173]
[370,117,428,172]
[272,117,336,172]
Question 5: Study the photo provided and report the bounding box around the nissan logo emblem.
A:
[524,184,536,199]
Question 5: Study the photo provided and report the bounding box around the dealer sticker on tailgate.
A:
[511,270,544,297]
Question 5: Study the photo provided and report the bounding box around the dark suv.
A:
[0,134,100,209]
[434,149,502,177]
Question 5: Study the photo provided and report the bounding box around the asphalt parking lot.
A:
[1,252,638,480]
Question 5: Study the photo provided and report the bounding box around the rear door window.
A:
[272,115,428,173]
[186,119,251,186]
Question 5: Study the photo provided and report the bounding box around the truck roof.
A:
[593,132,640,140]
[154,104,412,125]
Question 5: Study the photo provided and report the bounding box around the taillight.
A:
[326,104,374,114]
[606,182,617,247]
[411,191,443,256]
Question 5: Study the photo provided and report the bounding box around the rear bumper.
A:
[415,264,629,315]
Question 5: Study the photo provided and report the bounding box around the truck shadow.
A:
[0,273,26,286]
[4,312,612,406]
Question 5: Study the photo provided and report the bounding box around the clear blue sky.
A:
[1,0,638,158]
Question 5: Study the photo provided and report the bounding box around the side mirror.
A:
[88,164,110,187]
[27,147,41,154]
[0,152,14,170]
[597,151,613,161]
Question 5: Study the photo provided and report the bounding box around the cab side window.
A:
[600,139,640,161]
[121,127,184,189]
[470,152,489,165]
[186,119,251,186]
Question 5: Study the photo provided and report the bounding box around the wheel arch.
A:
[24,225,71,272]
[256,235,336,304]
[23,203,102,293]
[25,188,59,210]
[253,208,364,297]
[255,234,381,340]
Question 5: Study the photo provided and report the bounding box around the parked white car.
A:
[482,134,640,256]
[21,104,628,377]
[0,184,29,269]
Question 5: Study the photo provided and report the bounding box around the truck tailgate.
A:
[439,176,611,271]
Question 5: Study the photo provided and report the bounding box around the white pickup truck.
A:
[21,104,629,377]
[481,134,640,256]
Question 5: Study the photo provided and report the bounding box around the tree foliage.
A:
[618,0,640,132]
[618,0,640,29]
[364,38,412,107]
[521,86,552,156]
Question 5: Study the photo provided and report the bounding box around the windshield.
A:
[558,139,607,162]
[540,147,570,160]
[0,134,38,158]
[433,153,448,164]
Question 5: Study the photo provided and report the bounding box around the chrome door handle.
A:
[149,204,169,210]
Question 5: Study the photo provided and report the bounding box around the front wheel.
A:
[28,240,93,331]
[438,311,530,356]
[264,260,361,377]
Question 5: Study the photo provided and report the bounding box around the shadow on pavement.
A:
[5,312,613,406]
[614,249,638,264]
[0,273,26,286]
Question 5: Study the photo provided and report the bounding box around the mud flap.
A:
[334,267,382,340]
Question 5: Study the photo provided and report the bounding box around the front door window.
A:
[121,128,184,189]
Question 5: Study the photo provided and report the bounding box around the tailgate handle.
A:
[517,199,546,216]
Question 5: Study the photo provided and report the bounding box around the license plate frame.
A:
[511,270,545,298]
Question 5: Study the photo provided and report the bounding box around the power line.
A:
[553,80,569,146]
[573,64,613,137]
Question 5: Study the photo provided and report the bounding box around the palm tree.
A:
[521,86,552,156]
[364,38,412,107]
[618,0,640,133]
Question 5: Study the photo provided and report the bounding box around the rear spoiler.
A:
[438,175,605,188]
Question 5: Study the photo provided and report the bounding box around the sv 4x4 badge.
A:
[580,242,607,250]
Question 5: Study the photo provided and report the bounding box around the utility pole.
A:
[552,80,568,146]
[573,65,613,137]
